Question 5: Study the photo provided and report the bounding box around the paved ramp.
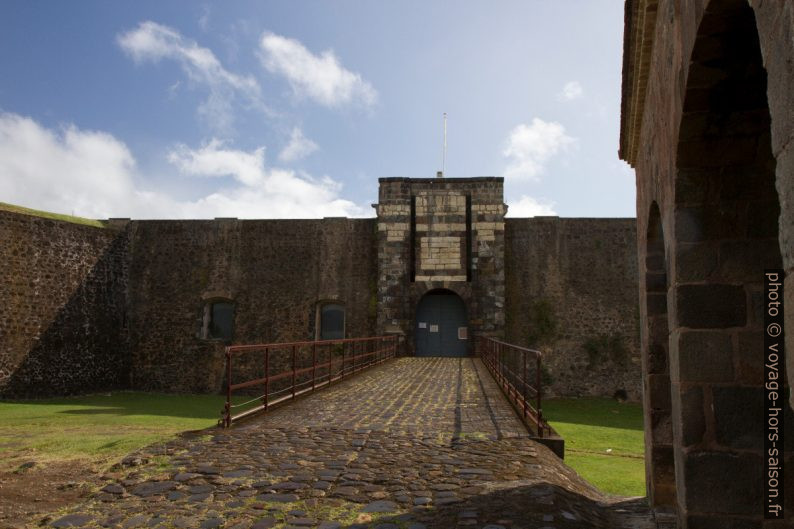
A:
[246,358,528,442]
[40,358,654,529]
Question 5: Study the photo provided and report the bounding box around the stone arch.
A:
[642,202,675,510]
[671,2,786,525]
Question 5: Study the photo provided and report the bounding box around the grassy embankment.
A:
[0,393,225,472]
[544,397,645,497]
[0,201,106,228]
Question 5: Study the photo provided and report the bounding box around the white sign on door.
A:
[418,322,427,329]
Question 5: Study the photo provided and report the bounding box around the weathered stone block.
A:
[735,330,764,383]
[646,271,667,292]
[717,239,781,282]
[712,386,764,451]
[645,252,665,272]
[675,284,746,329]
[682,451,763,515]
[647,374,673,411]
[675,207,746,243]
[677,384,705,447]
[647,342,668,374]
[649,445,676,506]
[677,137,760,168]
[675,331,734,383]
[675,242,718,282]
[646,292,668,317]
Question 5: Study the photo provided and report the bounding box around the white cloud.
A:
[557,81,583,101]
[0,112,363,220]
[0,112,139,219]
[502,118,575,180]
[167,140,361,218]
[168,139,266,187]
[505,196,557,218]
[259,32,377,108]
[117,21,265,133]
[278,127,319,163]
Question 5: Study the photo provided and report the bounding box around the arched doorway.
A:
[415,289,468,357]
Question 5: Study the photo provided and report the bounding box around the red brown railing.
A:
[222,335,397,427]
[477,335,551,437]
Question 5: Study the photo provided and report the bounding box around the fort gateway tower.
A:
[376,177,506,357]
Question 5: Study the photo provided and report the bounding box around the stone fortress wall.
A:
[0,182,640,399]
[0,210,130,397]
[505,217,640,399]
[125,217,379,394]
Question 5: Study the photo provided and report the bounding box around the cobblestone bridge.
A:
[42,358,653,529]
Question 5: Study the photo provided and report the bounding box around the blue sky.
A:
[0,1,634,219]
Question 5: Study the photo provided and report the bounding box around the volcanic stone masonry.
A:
[620,1,794,526]
[0,176,640,398]
[0,211,130,397]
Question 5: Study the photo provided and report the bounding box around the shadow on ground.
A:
[324,482,650,529]
[1,392,227,421]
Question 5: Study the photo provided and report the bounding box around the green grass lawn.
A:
[1,392,646,499]
[0,392,226,471]
[543,397,645,497]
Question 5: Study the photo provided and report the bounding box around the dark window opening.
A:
[319,303,345,340]
[206,301,235,341]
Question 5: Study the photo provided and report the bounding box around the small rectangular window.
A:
[320,303,345,340]
[208,302,235,341]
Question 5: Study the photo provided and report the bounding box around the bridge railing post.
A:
[291,345,297,400]
[263,347,269,411]
[523,350,528,419]
[536,353,543,437]
[223,346,232,428]
[312,342,317,391]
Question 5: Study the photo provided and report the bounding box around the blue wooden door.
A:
[415,291,468,357]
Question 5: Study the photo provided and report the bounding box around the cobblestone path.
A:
[252,357,528,442]
[38,358,653,529]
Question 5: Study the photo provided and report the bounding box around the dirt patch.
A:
[0,460,106,529]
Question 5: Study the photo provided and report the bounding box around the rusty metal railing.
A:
[477,336,551,437]
[222,335,397,427]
